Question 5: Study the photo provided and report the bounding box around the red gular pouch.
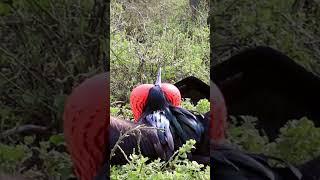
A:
[130,83,181,122]
[63,73,109,180]
[210,81,228,145]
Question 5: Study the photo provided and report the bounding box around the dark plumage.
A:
[298,156,320,180]
[174,76,210,104]
[211,46,320,140]
[110,116,171,164]
[209,51,320,179]
[136,68,205,160]
[211,142,320,180]
[109,116,209,165]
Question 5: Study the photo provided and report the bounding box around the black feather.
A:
[138,80,205,159]
[138,85,176,160]
[170,106,204,142]
[211,143,303,180]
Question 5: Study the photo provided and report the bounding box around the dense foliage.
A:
[111,139,210,180]
[0,134,73,179]
[228,116,320,165]
[110,0,210,102]
[0,0,107,132]
[211,0,320,75]
[1,0,320,179]
[0,0,107,178]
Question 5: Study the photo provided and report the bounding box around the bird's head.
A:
[130,68,181,122]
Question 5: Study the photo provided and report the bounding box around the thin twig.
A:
[116,145,131,164]
[0,71,57,112]
[161,148,180,169]
[110,125,160,160]
[136,129,142,155]
[25,0,60,24]
[0,46,43,84]
[110,101,126,106]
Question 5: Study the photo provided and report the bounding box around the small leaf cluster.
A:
[0,134,74,179]
[111,139,210,180]
[227,116,320,164]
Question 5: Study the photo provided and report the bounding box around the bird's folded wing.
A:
[211,143,302,180]
[170,106,204,142]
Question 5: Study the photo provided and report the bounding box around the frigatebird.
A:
[63,70,208,179]
[210,76,320,180]
[129,68,205,160]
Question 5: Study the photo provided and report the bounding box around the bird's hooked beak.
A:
[155,67,161,87]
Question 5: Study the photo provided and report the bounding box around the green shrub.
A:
[195,99,210,114]
[211,0,320,74]
[269,117,320,164]
[1,0,106,177]
[227,116,320,164]
[111,0,209,102]
[0,134,74,179]
[227,116,270,154]
[111,139,210,180]
[0,0,106,133]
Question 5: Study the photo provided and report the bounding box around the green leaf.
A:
[49,134,65,146]
[0,2,11,16]
[24,136,35,145]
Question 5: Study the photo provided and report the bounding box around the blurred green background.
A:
[0,0,107,178]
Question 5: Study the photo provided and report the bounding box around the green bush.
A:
[227,116,270,154]
[227,116,320,165]
[270,117,320,164]
[111,0,209,102]
[0,0,106,133]
[0,0,106,177]
[111,139,210,180]
[211,0,320,74]
[0,134,74,179]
